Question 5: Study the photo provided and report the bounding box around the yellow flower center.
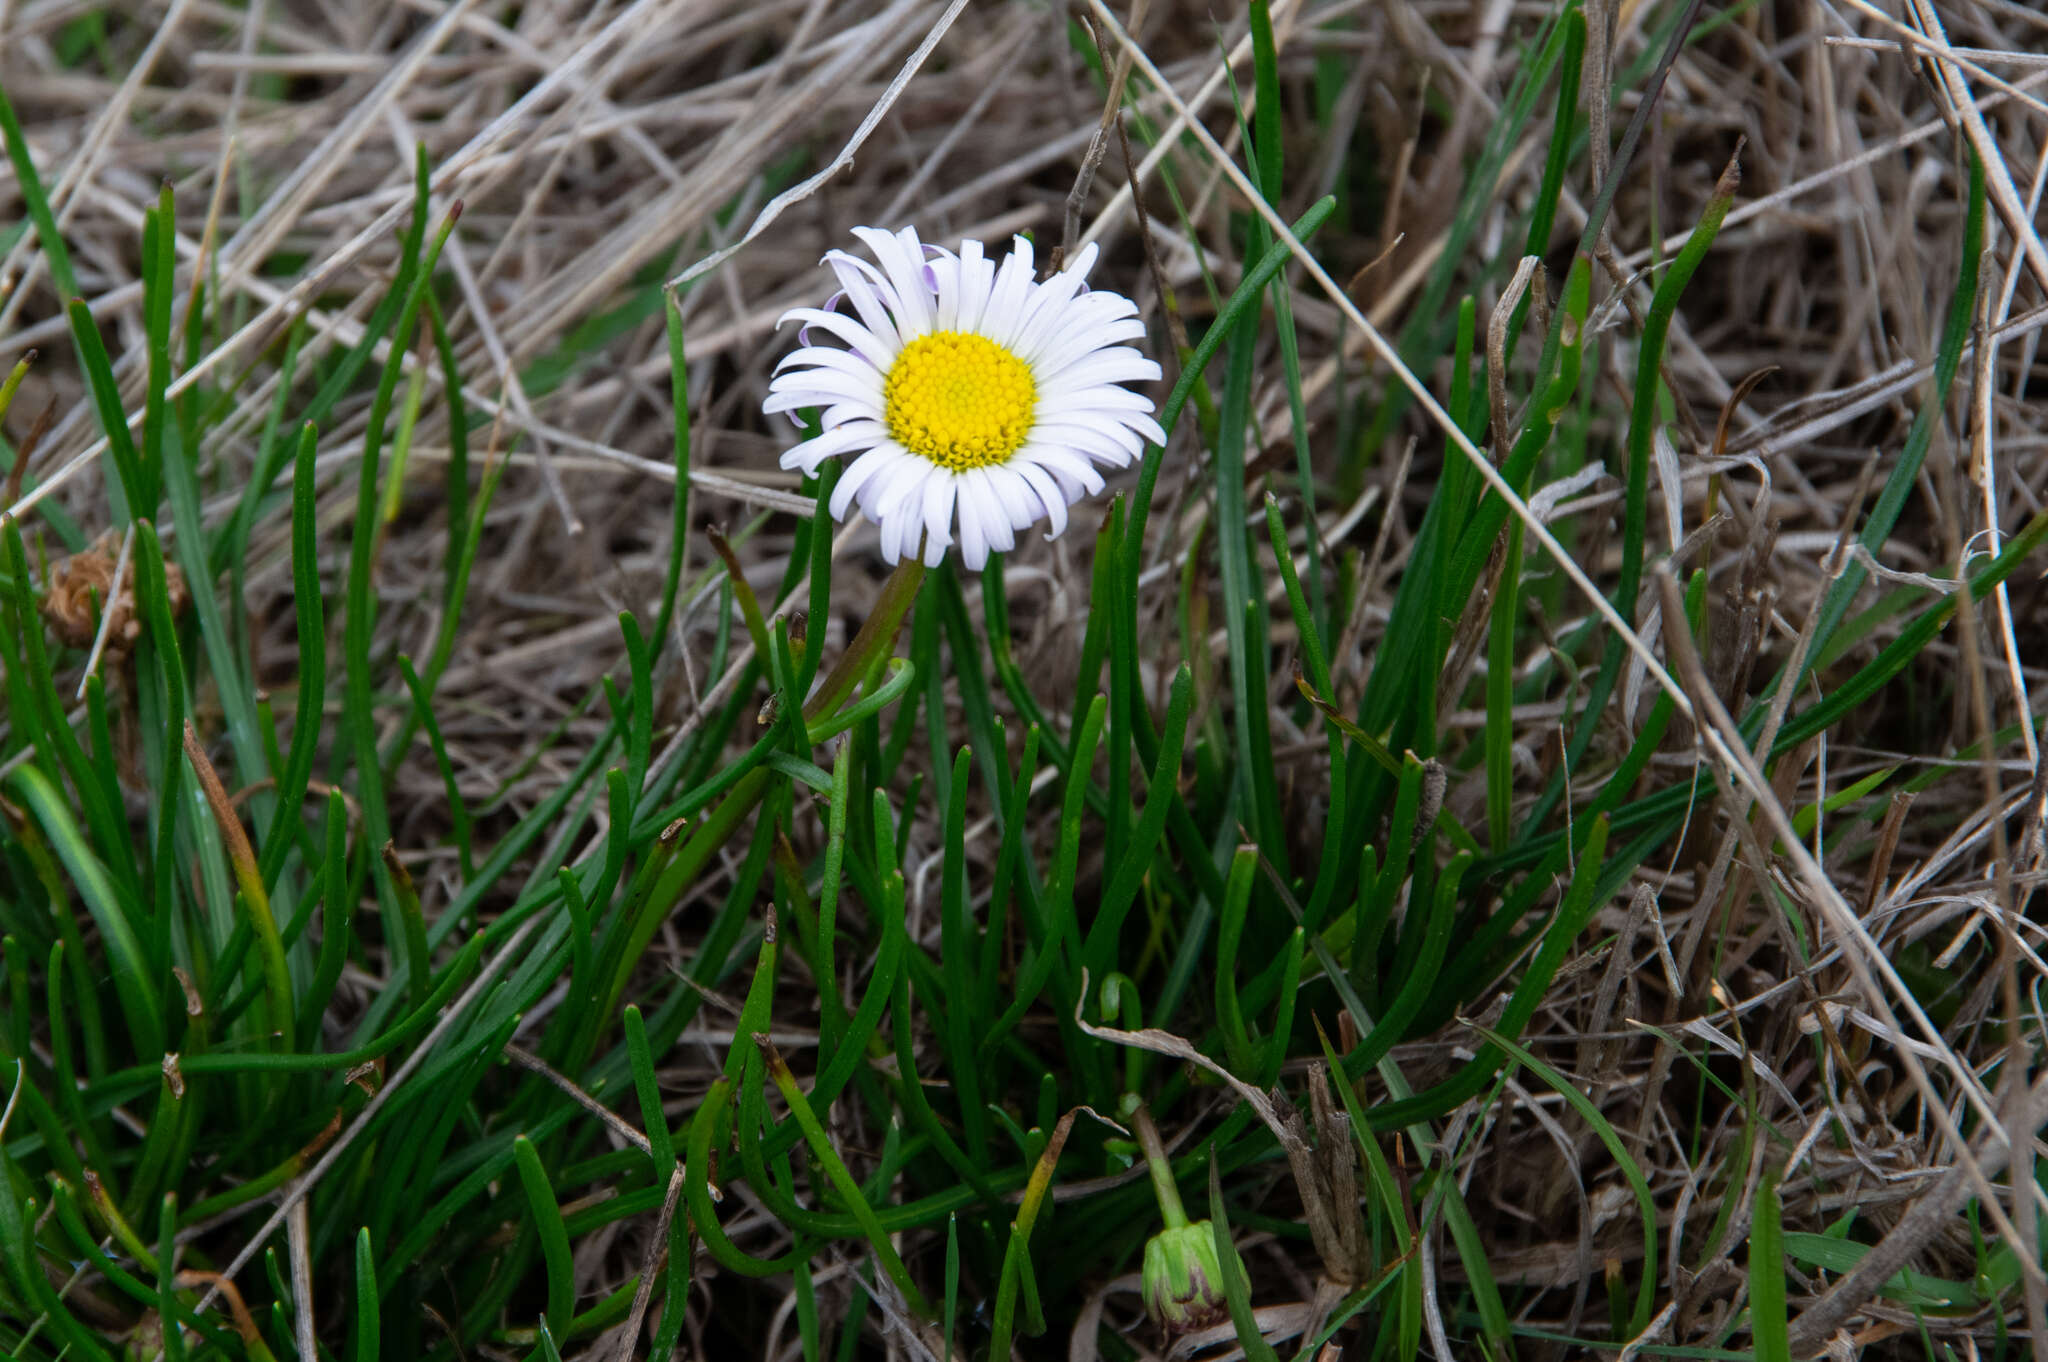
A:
[883,331,1036,470]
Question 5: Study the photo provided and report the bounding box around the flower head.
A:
[1142,1221,1229,1334]
[766,226,1164,569]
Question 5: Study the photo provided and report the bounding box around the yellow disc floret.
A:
[884,331,1036,470]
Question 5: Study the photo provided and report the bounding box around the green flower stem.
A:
[802,557,927,722]
[1133,1102,1189,1230]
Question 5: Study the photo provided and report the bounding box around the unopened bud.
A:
[1142,1221,1228,1334]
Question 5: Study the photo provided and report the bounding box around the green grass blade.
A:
[513,1134,576,1339]
[6,765,161,1056]
[0,77,82,298]
[1751,1164,1790,1362]
[63,301,149,522]
[354,1227,381,1362]
[1209,1153,1282,1362]
[760,1038,930,1317]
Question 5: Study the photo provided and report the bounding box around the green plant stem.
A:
[1133,1103,1189,1230]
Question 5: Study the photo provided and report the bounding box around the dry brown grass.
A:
[3,0,2047,1357]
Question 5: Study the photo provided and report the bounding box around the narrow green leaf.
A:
[0,78,82,297]
[354,1227,380,1362]
[759,1038,930,1317]
[6,764,162,1055]
[1751,1166,1790,1362]
[513,1135,576,1337]
[1210,1155,1282,1362]
[64,300,148,522]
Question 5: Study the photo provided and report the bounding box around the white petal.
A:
[825,254,905,352]
[985,465,1039,532]
[774,345,883,382]
[1026,293,1142,359]
[777,307,894,368]
[831,444,907,518]
[927,244,962,331]
[1050,407,1162,442]
[781,422,884,476]
[770,370,885,412]
[1051,288,1139,327]
[1031,429,1135,470]
[860,454,923,521]
[874,476,918,563]
[1031,319,1149,373]
[809,402,884,437]
[876,510,904,565]
[1009,270,1090,361]
[920,472,956,566]
[853,226,933,338]
[889,458,934,518]
[1037,353,1162,390]
[1013,460,1069,540]
[1118,409,1168,447]
[765,363,879,401]
[1035,462,1084,500]
[982,235,1035,347]
[763,389,844,418]
[957,473,992,569]
[884,473,930,561]
[766,368,884,408]
[983,510,1016,555]
[970,469,1017,554]
[764,382,883,420]
[1059,241,1099,283]
[1034,417,1142,457]
[953,238,993,334]
[1043,385,1155,414]
[1021,444,1107,495]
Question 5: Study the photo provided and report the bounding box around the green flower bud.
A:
[1142,1220,1228,1333]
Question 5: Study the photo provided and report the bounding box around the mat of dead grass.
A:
[3,0,2046,1358]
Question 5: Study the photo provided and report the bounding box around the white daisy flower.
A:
[766,226,1165,570]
